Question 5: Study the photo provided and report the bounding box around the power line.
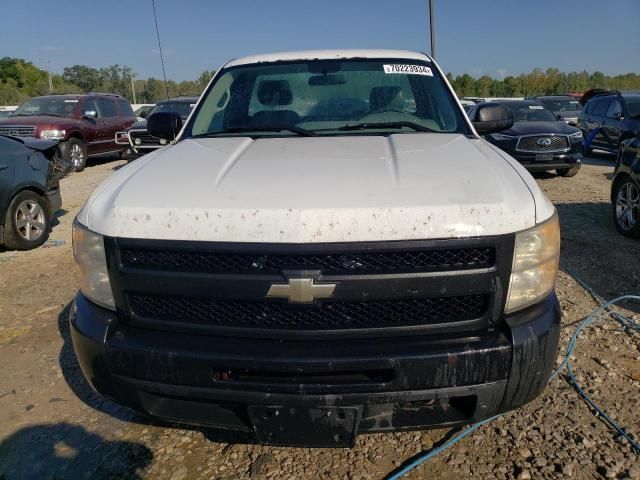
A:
[151,0,170,100]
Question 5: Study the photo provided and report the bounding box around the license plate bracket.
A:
[535,153,554,162]
[249,405,360,447]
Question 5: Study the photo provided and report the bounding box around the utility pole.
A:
[429,0,436,59]
[47,59,53,93]
[131,76,137,104]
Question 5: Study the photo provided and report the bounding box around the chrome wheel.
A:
[70,143,84,168]
[15,200,46,241]
[616,181,640,231]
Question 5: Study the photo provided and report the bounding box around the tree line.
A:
[0,57,214,105]
[446,68,640,98]
[1,57,639,106]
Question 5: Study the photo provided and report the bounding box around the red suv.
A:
[0,93,136,171]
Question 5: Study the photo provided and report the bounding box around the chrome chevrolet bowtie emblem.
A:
[537,137,552,146]
[266,277,336,303]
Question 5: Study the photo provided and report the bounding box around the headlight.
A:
[489,133,515,141]
[505,212,560,314]
[569,131,582,139]
[39,129,66,140]
[72,220,115,310]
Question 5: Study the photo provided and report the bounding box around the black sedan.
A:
[611,134,640,237]
[0,135,68,249]
[115,97,198,157]
[469,100,583,177]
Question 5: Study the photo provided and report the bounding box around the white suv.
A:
[71,50,561,447]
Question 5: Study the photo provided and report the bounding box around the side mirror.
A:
[471,104,514,135]
[556,114,564,121]
[140,110,148,119]
[83,110,97,119]
[147,112,183,141]
[613,112,623,120]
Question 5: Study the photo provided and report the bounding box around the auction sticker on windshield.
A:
[383,64,433,76]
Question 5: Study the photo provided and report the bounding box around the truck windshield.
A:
[150,101,195,120]
[539,98,581,112]
[13,97,78,117]
[185,59,469,137]
[505,103,558,122]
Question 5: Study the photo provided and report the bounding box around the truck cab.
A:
[70,50,561,447]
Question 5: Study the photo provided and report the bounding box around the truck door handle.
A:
[0,164,7,171]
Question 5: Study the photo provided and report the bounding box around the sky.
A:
[1,0,639,82]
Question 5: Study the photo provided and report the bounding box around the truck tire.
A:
[64,138,87,172]
[612,176,640,238]
[3,190,51,250]
[556,164,581,177]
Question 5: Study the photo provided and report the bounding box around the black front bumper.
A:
[488,139,582,172]
[70,292,560,446]
[512,152,582,172]
[46,182,62,214]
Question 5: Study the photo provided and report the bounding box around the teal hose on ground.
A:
[387,284,640,480]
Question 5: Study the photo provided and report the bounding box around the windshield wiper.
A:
[192,125,317,138]
[337,121,436,133]
[39,113,65,117]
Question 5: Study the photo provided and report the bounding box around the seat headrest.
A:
[370,86,405,112]
[257,80,293,106]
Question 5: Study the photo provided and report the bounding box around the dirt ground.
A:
[0,154,638,480]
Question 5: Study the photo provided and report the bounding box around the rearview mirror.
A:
[147,112,183,141]
[471,104,514,135]
[83,110,97,119]
[308,74,347,86]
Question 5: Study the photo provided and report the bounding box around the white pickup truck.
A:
[71,50,561,447]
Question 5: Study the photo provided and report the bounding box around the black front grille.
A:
[516,135,569,153]
[121,247,496,274]
[129,294,489,331]
[129,131,162,147]
[0,125,36,137]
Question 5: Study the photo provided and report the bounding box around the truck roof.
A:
[225,49,431,68]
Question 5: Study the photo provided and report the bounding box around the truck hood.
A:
[128,120,147,130]
[500,121,579,136]
[0,115,79,129]
[79,133,552,242]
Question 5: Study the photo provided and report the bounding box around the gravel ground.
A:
[0,154,638,480]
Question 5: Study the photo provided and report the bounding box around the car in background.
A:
[470,100,582,176]
[0,94,137,172]
[577,91,640,157]
[611,133,640,237]
[0,135,69,249]
[528,95,582,125]
[133,104,155,121]
[460,96,487,104]
[115,97,198,157]
[0,107,17,119]
[458,98,476,113]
